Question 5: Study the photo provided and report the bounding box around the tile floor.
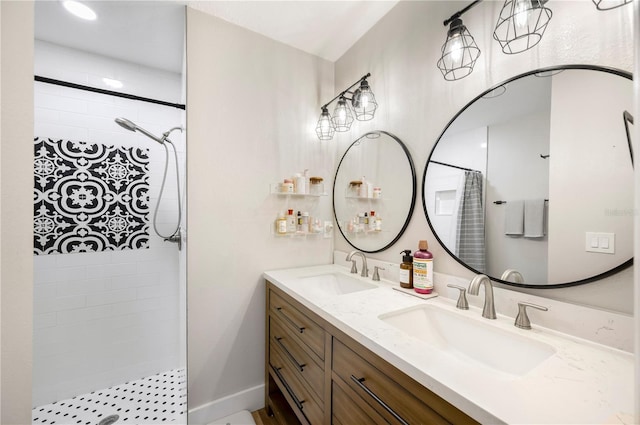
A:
[32,368,186,425]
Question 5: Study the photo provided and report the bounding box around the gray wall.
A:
[186,8,335,419]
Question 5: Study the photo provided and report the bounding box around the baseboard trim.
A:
[188,384,265,424]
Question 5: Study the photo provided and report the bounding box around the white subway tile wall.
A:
[33,40,186,407]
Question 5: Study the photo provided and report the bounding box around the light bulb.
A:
[338,107,346,120]
[449,38,463,62]
[360,94,370,109]
[321,119,330,131]
[515,0,531,28]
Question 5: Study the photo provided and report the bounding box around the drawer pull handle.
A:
[274,336,305,372]
[272,365,305,411]
[350,375,409,425]
[276,307,305,333]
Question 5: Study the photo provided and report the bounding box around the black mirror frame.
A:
[334,130,417,253]
[422,64,633,289]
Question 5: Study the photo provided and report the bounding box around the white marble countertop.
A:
[264,264,635,425]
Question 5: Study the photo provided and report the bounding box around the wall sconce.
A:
[592,0,633,10]
[316,107,335,140]
[331,96,354,131]
[437,1,482,81]
[493,0,553,54]
[315,73,377,140]
[351,79,377,120]
[437,0,557,81]
[437,17,481,80]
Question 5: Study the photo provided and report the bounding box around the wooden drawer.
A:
[270,316,324,400]
[333,338,457,425]
[332,375,386,425]
[270,339,324,425]
[270,290,324,360]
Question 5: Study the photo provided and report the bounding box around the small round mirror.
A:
[334,131,416,253]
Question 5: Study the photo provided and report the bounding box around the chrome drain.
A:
[98,414,119,425]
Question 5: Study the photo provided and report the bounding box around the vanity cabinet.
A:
[267,283,329,425]
[265,281,478,425]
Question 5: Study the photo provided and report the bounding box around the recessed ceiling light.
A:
[62,0,97,21]
[102,78,123,89]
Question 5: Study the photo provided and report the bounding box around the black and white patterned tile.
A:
[32,368,186,425]
[34,137,150,255]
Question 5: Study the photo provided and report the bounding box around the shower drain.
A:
[98,414,119,425]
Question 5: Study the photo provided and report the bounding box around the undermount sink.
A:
[379,304,556,376]
[291,272,378,298]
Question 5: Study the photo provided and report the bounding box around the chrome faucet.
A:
[468,274,496,319]
[346,250,369,277]
[514,302,548,330]
[501,269,524,284]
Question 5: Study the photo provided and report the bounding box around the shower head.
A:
[114,117,165,144]
[115,117,136,132]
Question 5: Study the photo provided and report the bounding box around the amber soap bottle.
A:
[399,250,413,289]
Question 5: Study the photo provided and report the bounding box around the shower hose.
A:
[154,136,182,244]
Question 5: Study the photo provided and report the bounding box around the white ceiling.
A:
[34,1,186,73]
[185,1,398,62]
[34,1,398,74]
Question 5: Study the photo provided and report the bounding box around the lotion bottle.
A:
[286,209,296,233]
[375,214,382,232]
[399,250,413,289]
[294,173,306,194]
[413,240,434,294]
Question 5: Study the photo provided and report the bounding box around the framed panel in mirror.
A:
[334,131,416,253]
[422,65,633,288]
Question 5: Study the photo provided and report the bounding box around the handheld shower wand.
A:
[115,117,184,249]
[115,117,169,144]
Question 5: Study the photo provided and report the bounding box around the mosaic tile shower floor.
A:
[32,368,186,425]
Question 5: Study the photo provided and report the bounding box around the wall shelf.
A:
[270,182,332,239]
[270,183,327,197]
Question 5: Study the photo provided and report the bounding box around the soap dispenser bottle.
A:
[413,240,434,294]
[400,250,413,289]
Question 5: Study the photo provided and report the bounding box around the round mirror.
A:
[423,65,633,288]
[334,131,416,253]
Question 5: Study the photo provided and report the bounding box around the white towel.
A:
[504,200,524,235]
[524,199,545,238]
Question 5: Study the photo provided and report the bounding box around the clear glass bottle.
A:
[275,211,287,235]
[309,177,324,195]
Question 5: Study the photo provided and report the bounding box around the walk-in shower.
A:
[115,117,184,250]
[32,2,187,423]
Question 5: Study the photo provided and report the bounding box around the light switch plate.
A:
[585,232,615,254]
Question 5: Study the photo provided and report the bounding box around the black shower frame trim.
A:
[34,75,186,110]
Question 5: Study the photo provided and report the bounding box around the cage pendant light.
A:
[351,79,378,121]
[315,107,335,140]
[331,96,354,131]
[592,0,633,10]
[315,73,375,140]
[493,0,552,54]
[437,18,481,81]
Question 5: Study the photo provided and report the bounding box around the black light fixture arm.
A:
[443,0,482,26]
[321,72,371,110]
